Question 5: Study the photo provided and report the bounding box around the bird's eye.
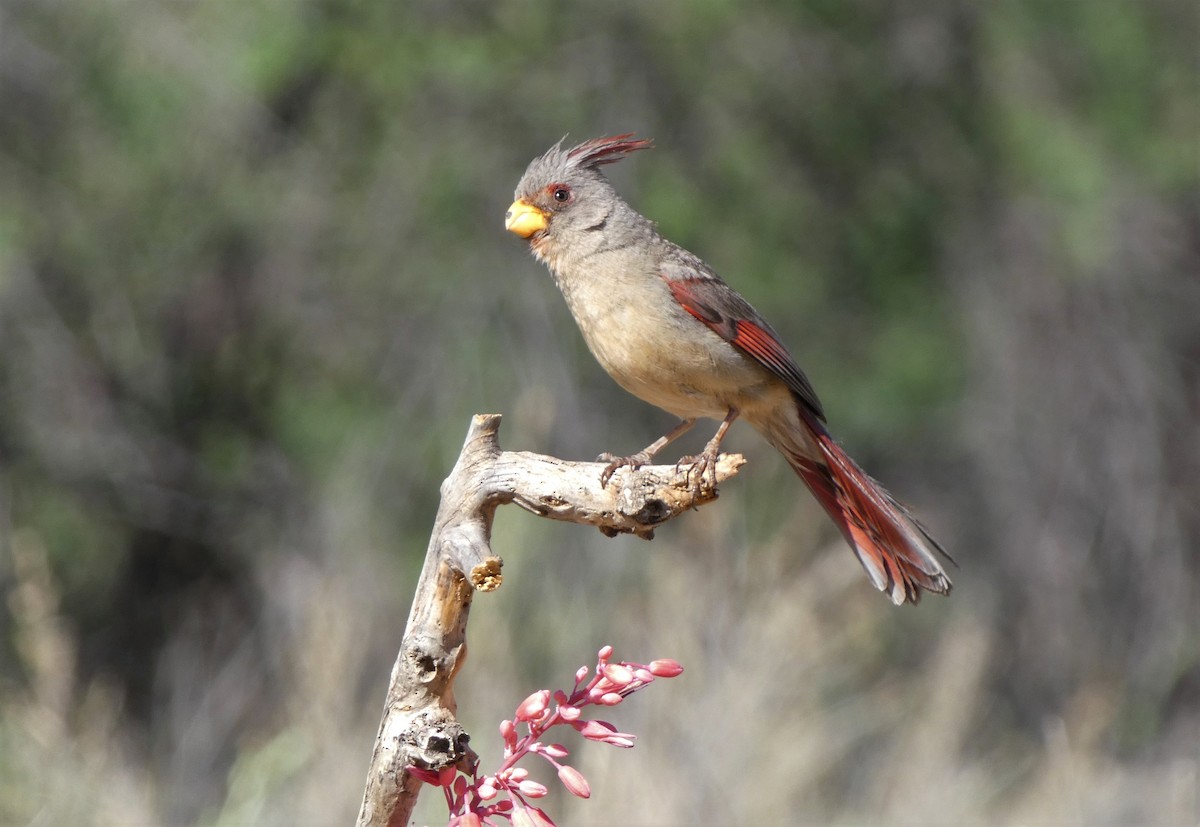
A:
[551,186,571,203]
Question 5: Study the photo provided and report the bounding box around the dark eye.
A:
[552,186,571,203]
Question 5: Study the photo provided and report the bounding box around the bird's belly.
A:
[566,279,786,421]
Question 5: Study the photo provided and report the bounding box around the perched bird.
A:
[505,134,952,605]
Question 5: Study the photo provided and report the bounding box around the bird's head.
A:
[505,134,653,261]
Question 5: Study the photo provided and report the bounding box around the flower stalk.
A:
[408,645,683,826]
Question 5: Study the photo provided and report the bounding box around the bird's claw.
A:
[675,450,720,496]
[597,450,653,487]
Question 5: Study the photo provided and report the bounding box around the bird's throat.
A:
[529,232,556,268]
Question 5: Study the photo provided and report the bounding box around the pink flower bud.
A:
[557,765,591,799]
[575,665,589,684]
[510,807,534,827]
[477,780,498,800]
[553,689,568,705]
[597,692,624,706]
[452,774,468,799]
[541,743,569,758]
[648,659,684,677]
[509,767,529,783]
[532,806,557,827]
[575,720,636,747]
[598,644,614,662]
[633,667,655,683]
[511,805,551,827]
[602,663,634,686]
[515,689,550,722]
[575,719,616,739]
[405,765,442,785]
[500,719,517,746]
[518,779,549,798]
[456,813,483,827]
[557,704,581,721]
[587,680,614,701]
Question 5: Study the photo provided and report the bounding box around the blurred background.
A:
[1,1,1196,824]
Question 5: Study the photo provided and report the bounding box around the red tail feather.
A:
[784,411,952,605]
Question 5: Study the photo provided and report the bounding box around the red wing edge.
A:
[666,276,825,421]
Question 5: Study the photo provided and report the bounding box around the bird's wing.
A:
[661,253,825,421]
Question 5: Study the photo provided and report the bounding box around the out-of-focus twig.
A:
[355,413,743,827]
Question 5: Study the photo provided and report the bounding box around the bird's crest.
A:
[566,134,654,170]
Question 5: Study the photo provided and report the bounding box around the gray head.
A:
[505,134,653,251]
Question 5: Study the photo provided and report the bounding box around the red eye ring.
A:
[548,184,572,203]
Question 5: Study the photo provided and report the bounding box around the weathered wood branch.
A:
[356,414,744,827]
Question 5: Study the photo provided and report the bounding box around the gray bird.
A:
[506,134,952,604]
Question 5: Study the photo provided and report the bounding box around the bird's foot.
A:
[597,450,654,487]
[675,448,721,496]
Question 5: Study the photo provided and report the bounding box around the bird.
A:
[504,134,952,605]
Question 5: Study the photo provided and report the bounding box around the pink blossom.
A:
[587,680,615,700]
[573,719,637,747]
[515,689,550,722]
[575,719,616,738]
[500,718,518,753]
[648,659,684,678]
[602,663,635,686]
[405,765,442,785]
[557,765,592,799]
[511,804,556,827]
[411,645,681,825]
[517,779,550,798]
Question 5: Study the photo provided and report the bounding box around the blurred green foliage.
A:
[1,0,1196,824]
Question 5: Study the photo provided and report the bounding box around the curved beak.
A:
[505,199,549,238]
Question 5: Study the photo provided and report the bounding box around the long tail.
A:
[757,403,953,605]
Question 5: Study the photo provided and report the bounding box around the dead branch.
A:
[356,413,744,827]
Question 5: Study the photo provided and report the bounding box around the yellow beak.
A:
[505,199,549,238]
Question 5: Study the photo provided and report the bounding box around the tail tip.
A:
[884,571,953,606]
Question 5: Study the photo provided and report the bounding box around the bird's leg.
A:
[598,418,698,486]
[677,409,739,494]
